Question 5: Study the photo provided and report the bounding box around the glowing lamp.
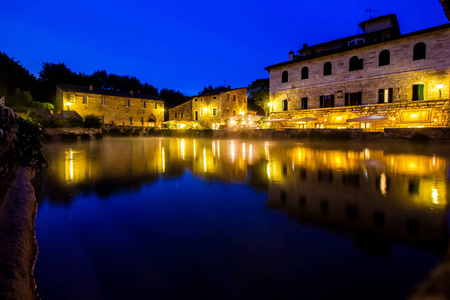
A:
[268,103,273,107]
[436,83,443,98]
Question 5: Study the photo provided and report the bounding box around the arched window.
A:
[323,62,332,76]
[282,71,288,83]
[379,50,390,66]
[413,42,426,60]
[349,56,363,71]
[301,67,309,80]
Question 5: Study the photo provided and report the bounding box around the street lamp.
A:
[267,102,273,116]
[436,83,443,99]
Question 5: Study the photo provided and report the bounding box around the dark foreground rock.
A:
[0,168,38,299]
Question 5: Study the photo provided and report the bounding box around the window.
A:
[141,118,144,125]
[194,98,198,101]
[349,56,363,71]
[301,97,308,109]
[378,88,393,103]
[175,112,178,118]
[181,112,183,118]
[233,95,236,102]
[212,107,217,116]
[379,50,390,66]
[129,117,132,125]
[282,99,288,111]
[233,109,236,116]
[244,98,246,103]
[413,42,426,60]
[101,97,106,105]
[282,71,288,83]
[101,116,104,124]
[320,95,334,108]
[344,92,362,106]
[83,96,87,104]
[213,96,216,99]
[323,62,332,76]
[301,67,309,80]
[125,99,130,107]
[142,102,146,108]
[70,95,75,103]
[153,102,156,109]
[412,84,425,101]
[195,111,198,121]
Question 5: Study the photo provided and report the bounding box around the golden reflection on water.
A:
[55,138,450,210]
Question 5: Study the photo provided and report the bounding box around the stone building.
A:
[56,84,165,127]
[265,15,450,131]
[168,88,248,128]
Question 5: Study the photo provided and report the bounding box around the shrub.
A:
[324,130,351,141]
[290,131,308,139]
[410,132,430,143]
[309,130,324,140]
[31,101,54,109]
[68,117,83,127]
[9,106,28,113]
[16,118,47,171]
[82,114,102,128]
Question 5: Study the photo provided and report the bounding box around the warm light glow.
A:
[436,83,444,90]
[432,187,439,204]
[180,139,185,160]
[380,173,387,195]
[336,116,342,120]
[230,121,236,126]
[203,146,207,172]
[267,162,271,179]
[231,140,235,163]
[268,103,273,107]
[249,144,253,162]
[179,124,186,129]
[243,143,246,160]
[162,146,165,172]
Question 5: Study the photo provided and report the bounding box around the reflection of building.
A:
[168,88,248,129]
[265,146,449,253]
[265,15,450,131]
[56,84,165,127]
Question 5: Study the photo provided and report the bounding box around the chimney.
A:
[289,51,294,61]
[89,84,93,91]
[130,90,134,96]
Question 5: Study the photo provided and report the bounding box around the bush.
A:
[31,101,54,109]
[309,130,324,140]
[82,114,102,128]
[16,118,47,171]
[324,130,351,141]
[290,130,308,139]
[40,118,64,128]
[410,132,430,143]
[9,106,28,113]
[67,117,83,127]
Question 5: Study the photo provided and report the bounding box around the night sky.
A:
[0,0,448,96]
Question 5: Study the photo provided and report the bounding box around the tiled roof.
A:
[57,84,164,101]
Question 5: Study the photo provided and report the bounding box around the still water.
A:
[34,137,450,299]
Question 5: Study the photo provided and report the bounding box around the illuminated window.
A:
[153,102,156,109]
[282,71,288,83]
[323,62,332,76]
[101,97,106,105]
[282,99,288,111]
[125,99,130,107]
[349,56,363,71]
[212,107,217,116]
[83,96,88,104]
[413,42,426,60]
[301,67,309,80]
[378,88,393,103]
[412,84,424,101]
[400,109,431,123]
[320,95,334,108]
[379,50,390,66]
[301,97,308,109]
[142,102,146,108]
[344,92,362,106]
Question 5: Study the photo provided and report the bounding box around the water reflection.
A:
[40,137,450,254]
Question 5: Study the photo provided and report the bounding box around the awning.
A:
[346,116,388,122]
[263,118,286,122]
[287,117,318,122]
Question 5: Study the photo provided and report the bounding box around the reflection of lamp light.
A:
[436,83,443,99]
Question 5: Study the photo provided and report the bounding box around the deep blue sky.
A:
[0,0,448,96]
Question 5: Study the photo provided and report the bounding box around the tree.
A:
[198,84,230,95]
[248,79,269,115]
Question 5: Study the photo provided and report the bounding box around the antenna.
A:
[366,8,380,19]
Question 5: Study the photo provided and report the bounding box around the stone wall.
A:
[168,100,193,121]
[268,25,450,112]
[57,87,164,127]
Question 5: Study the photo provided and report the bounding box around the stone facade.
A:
[56,84,165,127]
[168,88,248,128]
[266,15,450,131]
